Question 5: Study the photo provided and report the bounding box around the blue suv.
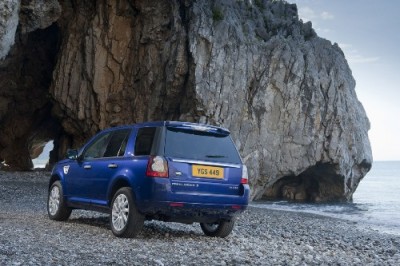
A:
[47,121,250,237]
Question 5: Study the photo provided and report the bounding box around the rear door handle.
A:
[108,163,118,169]
[83,165,92,169]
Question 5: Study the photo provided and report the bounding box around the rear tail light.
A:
[241,165,248,184]
[146,156,169,177]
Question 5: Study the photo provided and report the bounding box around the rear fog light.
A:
[170,202,184,207]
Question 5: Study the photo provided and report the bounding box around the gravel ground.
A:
[0,171,399,265]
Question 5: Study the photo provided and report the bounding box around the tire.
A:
[110,187,144,238]
[47,181,72,221]
[200,219,235,238]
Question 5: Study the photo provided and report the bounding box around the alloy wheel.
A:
[48,186,60,216]
[112,194,129,231]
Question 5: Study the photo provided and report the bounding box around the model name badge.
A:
[63,165,70,174]
[172,182,199,188]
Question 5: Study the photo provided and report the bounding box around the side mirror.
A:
[66,149,78,160]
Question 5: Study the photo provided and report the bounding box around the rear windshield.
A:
[164,127,242,164]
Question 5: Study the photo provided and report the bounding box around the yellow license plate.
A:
[192,165,224,179]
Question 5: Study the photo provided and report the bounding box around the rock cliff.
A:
[0,0,372,201]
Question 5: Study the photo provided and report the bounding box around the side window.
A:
[134,127,156,156]
[83,132,112,159]
[103,129,131,157]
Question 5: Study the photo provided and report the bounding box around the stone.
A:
[0,0,372,202]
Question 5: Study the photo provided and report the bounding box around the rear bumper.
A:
[135,178,250,222]
[138,201,247,223]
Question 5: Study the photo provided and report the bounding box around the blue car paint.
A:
[50,121,250,223]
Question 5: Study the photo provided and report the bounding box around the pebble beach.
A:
[0,171,399,265]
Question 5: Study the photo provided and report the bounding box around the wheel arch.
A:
[108,174,138,206]
[48,174,61,190]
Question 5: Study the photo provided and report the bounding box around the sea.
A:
[252,161,400,236]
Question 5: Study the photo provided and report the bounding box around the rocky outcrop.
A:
[0,0,372,201]
[185,1,373,202]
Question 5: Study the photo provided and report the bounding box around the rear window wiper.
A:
[205,155,226,158]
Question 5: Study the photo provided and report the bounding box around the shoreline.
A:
[1,171,400,265]
[251,201,400,237]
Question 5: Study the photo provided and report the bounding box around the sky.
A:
[287,0,400,161]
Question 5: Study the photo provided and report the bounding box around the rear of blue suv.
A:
[47,121,250,237]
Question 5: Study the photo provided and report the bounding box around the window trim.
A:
[80,128,132,160]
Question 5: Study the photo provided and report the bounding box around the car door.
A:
[65,131,113,204]
[88,128,132,204]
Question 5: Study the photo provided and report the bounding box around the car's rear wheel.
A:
[200,219,235,237]
[110,187,144,238]
[48,181,72,221]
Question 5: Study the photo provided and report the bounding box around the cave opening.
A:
[266,163,345,202]
[0,23,62,171]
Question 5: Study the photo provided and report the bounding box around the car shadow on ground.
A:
[141,221,203,238]
[67,214,204,239]
[68,215,110,230]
